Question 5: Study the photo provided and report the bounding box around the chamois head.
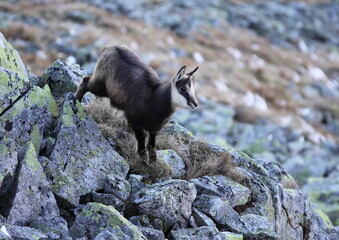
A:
[171,66,199,110]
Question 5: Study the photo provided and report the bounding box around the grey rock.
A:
[29,216,71,240]
[190,175,251,207]
[69,202,147,239]
[192,194,239,228]
[94,230,118,240]
[137,226,165,240]
[0,32,30,114]
[191,208,216,227]
[7,142,60,225]
[42,98,129,207]
[158,149,185,178]
[0,85,59,152]
[92,192,125,211]
[104,175,131,201]
[42,59,84,98]
[0,138,17,198]
[128,174,146,195]
[231,214,278,240]
[132,179,197,228]
[170,226,227,240]
[0,224,50,240]
[129,215,153,228]
[162,119,195,143]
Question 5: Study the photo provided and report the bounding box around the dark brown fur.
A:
[75,45,194,162]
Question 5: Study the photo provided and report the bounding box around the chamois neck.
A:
[152,81,174,121]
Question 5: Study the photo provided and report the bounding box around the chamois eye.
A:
[180,87,187,92]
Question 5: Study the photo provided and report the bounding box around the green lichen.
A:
[161,150,169,155]
[0,173,4,183]
[61,102,75,127]
[76,100,86,120]
[314,208,334,229]
[25,142,41,172]
[31,124,42,153]
[221,231,243,240]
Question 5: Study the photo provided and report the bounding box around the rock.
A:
[190,175,251,207]
[192,194,239,228]
[157,149,185,178]
[6,142,60,225]
[0,138,17,198]
[42,59,84,98]
[0,85,59,152]
[92,192,125,211]
[128,174,146,195]
[0,224,50,240]
[42,97,129,207]
[29,216,71,240]
[0,32,30,114]
[191,208,216,227]
[137,226,165,240]
[69,202,147,239]
[230,214,277,240]
[222,231,243,240]
[170,226,227,240]
[94,230,118,240]
[162,119,194,143]
[132,179,197,228]
[104,175,131,201]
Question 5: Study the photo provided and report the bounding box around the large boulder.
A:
[69,202,147,239]
[0,32,30,114]
[42,59,83,98]
[190,175,251,207]
[132,180,197,228]
[0,224,51,240]
[41,97,129,207]
[6,142,60,225]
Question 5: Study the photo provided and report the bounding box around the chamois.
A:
[75,45,199,161]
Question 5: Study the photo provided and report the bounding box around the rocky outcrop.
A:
[0,33,338,240]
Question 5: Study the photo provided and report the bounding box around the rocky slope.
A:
[1,32,338,239]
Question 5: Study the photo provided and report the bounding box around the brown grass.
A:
[86,98,240,182]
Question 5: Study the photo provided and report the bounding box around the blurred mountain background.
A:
[1,0,338,225]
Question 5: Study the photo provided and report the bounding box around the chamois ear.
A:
[187,66,199,76]
[173,65,186,82]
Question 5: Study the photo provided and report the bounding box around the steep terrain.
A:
[0,32,338,239]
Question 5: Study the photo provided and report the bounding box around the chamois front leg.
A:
[133,129,147,161]
[147,132,157,162]
[75,76,90,101]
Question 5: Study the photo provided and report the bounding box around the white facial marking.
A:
[171,87,189,109]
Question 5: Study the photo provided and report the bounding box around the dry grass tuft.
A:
[183,141,241,182]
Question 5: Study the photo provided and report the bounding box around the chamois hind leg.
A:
[147,132,157,162]
[75,76,90,101]
[133,129,148,161]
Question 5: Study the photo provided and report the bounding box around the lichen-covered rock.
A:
[42,97,129,207]
[222,231,243,240]
[0,224,51,240]
[0,85,58,152]
[190,175,251,207]
[0,32,30,114]
[158,149,185,178]
[69,202,147,239]
[92,191,125,211]
[128,174,146,195]
[29,216,71,240]
[6,142,60,225]
[104,175,131,202]
[162,119,194,143]
[230,214,278,240]
[94,230,118,240]
[42,59,83,98]
[170,226,227,240]
[193,194,239,229]
[132,180,197,228]
[191,208,216,227]
[137,226,165,240]
[0,138,17,198]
